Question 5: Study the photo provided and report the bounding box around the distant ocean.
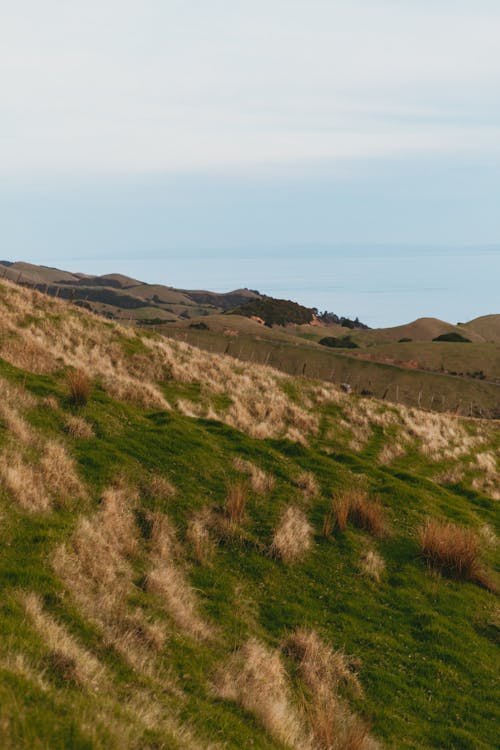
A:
[61,244,500,329]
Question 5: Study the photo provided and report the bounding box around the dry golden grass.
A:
[146,513,213,640]
[0,452,51,511]
[233,457,275,494]
[66,369,91,406]
[22,592,105,691]
[0,335,56,374]
[286,629,380,750]
[65,415,94,439]
[141,473,176,500]
[328,491,387,539]
[470,451,500,500]
[39,440,86,504]
[286,629,361,698]
[213,638,307,749]
[360,549,386,583]
[418,518,494,590]
[53,483,166,673]
[224,480,248,525]
[349,494,387,538]
[0,403,36,445]
[271,506,313,563]
[187,508,215,565]
[332,495,351,532]
[0,652,50,694]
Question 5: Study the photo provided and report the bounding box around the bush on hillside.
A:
[228,297,314,326]
[319,336,359,349]
[432,332,471,343]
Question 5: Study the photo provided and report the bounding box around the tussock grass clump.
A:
[286,629,361,698]
[327,491,387,538]
[141,473,176,500]
[286,629,380,750]
[214,638,306,749]
[187,508,215,565]
[271,506,313,563]
[0,403,36,445]
[146,513,213,640]
[66,369,91,406]
[65,415,94,439]
[233,457,275,494]
[0,453,50,511]
[224,480,248,525]
[22,592,105,691]
[418,518,494,590]
[349,494,386,538]
[360,549,386,583]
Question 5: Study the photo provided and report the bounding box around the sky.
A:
[1,1,499,326]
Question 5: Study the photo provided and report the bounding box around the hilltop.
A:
[0,278,498,749]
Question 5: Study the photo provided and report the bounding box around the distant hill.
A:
[0,261,365,328]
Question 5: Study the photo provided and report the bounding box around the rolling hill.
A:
[0,278,498,749]
[2,260,500,419]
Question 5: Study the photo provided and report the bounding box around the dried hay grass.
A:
[22,592,105,691]
[359,549,386,583]
[271,505,313,563]
[418,518,495,590]
[213,638,307,749]
[327,491,387,539]
[286,629,380,750]
[146,513,213,640]
[224,480,248,526]
[233,457,275,494]
[53,483,166,673]
[187,507,215,565]
[65,415,94,439]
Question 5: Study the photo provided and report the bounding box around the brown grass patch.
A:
[0,404,36,445]
[146,513,213,640]
[65,415,94,439]
[360,549,386,583]
[328,491,386,538]
[53,483,167,673]
[0,452,50,511]
[224,480,248,526]
[187,508,215,565]
[66,369,91,406]
[349,494,386,538]
[141,473,176,500]
[286,629,380,750]
[213,638,307,748]
[22,592,105,691]
[271,506,313,563]
[418,518,494,590]
[233,457,275,494]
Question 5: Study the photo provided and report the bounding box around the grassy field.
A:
[0,280,499,749]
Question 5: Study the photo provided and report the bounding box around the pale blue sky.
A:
[1,1,499,325]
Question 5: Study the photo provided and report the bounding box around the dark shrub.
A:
[433,332,471,343]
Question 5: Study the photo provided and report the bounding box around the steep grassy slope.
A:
[0,281,498,750]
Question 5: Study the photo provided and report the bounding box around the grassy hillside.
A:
[0,280,499,750]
